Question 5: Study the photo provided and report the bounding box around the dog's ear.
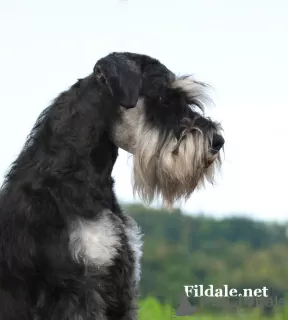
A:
[94,53,141,108]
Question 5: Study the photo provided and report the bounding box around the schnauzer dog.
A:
[0,52,224,319]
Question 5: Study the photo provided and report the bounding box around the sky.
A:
[0,0,287,222]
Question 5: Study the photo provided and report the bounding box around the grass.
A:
[138,297,288,320]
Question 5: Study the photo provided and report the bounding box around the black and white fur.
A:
[0,52,224,319]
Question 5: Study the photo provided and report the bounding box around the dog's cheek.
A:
[157,135,195,184]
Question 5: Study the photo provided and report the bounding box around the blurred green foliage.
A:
[122,203,288,317]
[139,296,288,319]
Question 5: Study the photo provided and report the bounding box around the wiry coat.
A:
[0,52,224,320]
[0,73,142,319]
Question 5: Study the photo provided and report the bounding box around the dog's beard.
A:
[132,122,222,209]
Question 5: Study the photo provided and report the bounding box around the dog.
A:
[0,52,224,319]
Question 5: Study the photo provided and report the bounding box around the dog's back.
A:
[0,73,142,320]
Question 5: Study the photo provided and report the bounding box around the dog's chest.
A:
[69,210,143,284]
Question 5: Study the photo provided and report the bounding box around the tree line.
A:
[123,203,288,314]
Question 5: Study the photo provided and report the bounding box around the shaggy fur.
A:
[0,52,224,319]
[113,74,223,208]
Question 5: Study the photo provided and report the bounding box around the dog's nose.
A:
[211,134,225,154]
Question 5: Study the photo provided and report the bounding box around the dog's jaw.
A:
[132,122,222,208]
[110,99,145,154]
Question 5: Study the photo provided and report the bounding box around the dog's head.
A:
[94,52,224,208]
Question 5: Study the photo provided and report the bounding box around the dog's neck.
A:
[3,75,121,216]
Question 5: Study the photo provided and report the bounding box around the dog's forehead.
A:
[115,52,175,78]
[101,52,176,84]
